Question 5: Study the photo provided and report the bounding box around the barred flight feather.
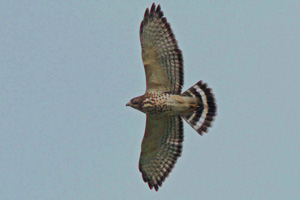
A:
[140,3,184,94]
[139,115,183,191]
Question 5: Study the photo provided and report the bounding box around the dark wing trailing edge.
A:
[182,80,217,135]
[140,3,184,94]
[139,115,183,191]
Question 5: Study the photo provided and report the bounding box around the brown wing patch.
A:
[142,46,170,93]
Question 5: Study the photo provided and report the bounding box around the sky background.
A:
[1,0,299,199]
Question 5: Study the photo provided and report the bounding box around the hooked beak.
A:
[126,102,131,107]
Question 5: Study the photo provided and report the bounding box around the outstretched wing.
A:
[140,3,184,94]
[139,114,183,191]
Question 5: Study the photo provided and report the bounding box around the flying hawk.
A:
[126,3,217,191]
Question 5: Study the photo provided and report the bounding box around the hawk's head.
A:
[126,95,144,111]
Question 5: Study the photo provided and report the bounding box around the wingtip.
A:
[156,4,161,12]
[150,3,156,14]
[144,8,149,18]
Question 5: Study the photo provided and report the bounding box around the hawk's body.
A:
[127,4,217,191]
[133,93,197,115]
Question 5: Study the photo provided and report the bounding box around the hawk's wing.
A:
[139,114,183,191]
[140,3,184,94]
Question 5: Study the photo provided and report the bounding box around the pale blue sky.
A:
[1,1,299,199]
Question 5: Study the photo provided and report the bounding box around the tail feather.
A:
[182,81,217,135]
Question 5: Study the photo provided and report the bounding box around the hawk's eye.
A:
[131,99,138,104]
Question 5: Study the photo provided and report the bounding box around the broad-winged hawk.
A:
[126,3,217,191]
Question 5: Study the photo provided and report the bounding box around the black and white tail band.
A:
[182,81,217,135]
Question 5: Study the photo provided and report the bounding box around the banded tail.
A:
[181,81,217,135]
